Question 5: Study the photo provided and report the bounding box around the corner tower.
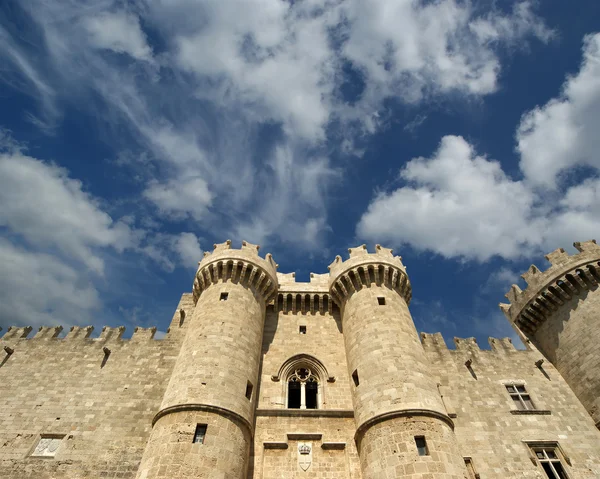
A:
[329,245,467,478]
[136,240,278,479]
[500,239,600,428]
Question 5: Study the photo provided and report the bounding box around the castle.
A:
[1,239,599,478]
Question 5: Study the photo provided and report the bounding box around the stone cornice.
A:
[500,240,600,335]
[193,240,279,304]
[327,245,411,305]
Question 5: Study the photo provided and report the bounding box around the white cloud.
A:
[357,134,600,261]
[172,232,203,268]
[340,0,551,128]
[357,136,539,260]
[358,33,600,263]
[517,33,600,188]
[2,0,551,251]
[0,151,136,273]
[0,238,101,330]
[144,176,213,222]
[82,11,153,62]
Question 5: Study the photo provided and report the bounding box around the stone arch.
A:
[277,354,332,409]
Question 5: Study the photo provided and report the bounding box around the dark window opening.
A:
[220,292,229,301]
[377,296,386,305]
[299,325,306,334]
[352,369,359,387]
[306,381,318,409]
[415,436,429,456]
[464,457,478,479]
[193,424,207,444]
[245,381,253,400]
[288,381,301,408]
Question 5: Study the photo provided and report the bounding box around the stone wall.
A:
[0,294,192,479]
[422,333,600,478]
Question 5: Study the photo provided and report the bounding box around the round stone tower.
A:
[500,239,600,428]
[136,240,278,479]
[329,245,466,479]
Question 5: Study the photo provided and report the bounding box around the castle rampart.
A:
[1,241,600,478]
[500,239,600,427]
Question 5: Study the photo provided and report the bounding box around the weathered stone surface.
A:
[0,241,599,479]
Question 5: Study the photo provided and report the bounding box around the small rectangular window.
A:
[220,292,229,301]
[377,296,386,305]
[245,381,253,400]
[31,436,64,457]
[464,457,479,479]
[533,447,569,479]
[352,369,359,387]
[193,424,207,444]
[506,384,535,410]
[299,325,306,334]
[415,436,428,456]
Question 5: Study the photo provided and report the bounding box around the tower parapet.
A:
[500,240,600,335]
[328,244,411,305]
[330,244,466,478]
[192,240,278,304]
[500,240,600,428]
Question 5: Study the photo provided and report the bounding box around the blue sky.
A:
[1,0,599,346]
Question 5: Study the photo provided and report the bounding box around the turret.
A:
[329,245,467,478]
[500,239,600,428]
[136,240,278,479]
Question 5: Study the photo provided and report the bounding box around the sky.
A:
[0,0,599,346]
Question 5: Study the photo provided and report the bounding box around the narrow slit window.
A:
[352,369,359,387]
[193,424,207,444]
[245,381,253,400]
[506,384,535,410]
[220,292,229,301]
[377,296,386,305]
[415,436,429,456]
[464,457,479,479]
[299,325,306,334]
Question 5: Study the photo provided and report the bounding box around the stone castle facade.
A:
[1,239,599,478]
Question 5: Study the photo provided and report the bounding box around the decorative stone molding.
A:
[274,292,335,315]
[500,240,600,335]
[328,244,411,305]
[193,240,278,304]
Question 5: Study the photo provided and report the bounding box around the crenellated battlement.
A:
[193,240,279,304]
[499,239,600,335]
[0,325,165,343]
[420,332,518,354]
[328,244,411,305]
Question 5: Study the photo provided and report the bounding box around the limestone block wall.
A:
[501,239,600,426]
[252,416,360,479]
[0,292,192,479]
[422,333,600,478]
[258,305,352,410]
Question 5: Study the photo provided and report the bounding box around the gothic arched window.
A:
[287,367,319,409]
[274,354,333,410]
